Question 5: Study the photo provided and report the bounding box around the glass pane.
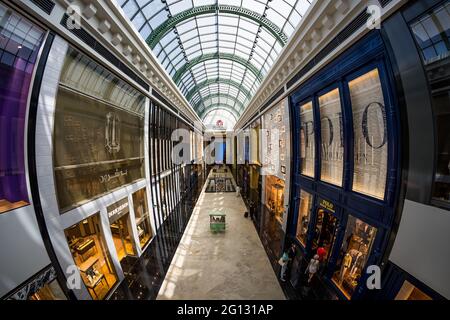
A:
[107,198,137,263]
[64,213,118,300]
[311,209,338,264]
[299,101,315,177]
[29,279,66,300]
[296,190,313,246]
[132,188,153,249]
[409,2,450,206]
[319,88,344,186]
[332,215,377,299]
[0,3,45,213]
[410,2,450,64]
[395,281,433,300]
[350,69,388,200]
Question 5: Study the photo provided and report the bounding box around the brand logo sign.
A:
[105,112,121,154]
[318,198,336,213]
[107,198,129,222]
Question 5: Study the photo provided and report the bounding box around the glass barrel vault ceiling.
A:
[117,0,313,128]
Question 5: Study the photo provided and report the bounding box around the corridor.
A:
[157,168,285,300]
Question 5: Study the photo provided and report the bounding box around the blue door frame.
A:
[286,30,402,300]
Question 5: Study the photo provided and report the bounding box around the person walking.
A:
[279,252,290,282]
[305,254,320,284]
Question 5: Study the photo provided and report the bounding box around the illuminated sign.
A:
[318,198,335,213]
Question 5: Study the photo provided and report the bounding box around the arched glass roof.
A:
[117,0,313,126]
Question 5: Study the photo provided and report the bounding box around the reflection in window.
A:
[0,4,45,213]
[296,190,313,246]
[410,2,450,64]
[332,215,377,299]
[319,88,344,186]
[299,102,315,177]
[133,188,153,248]
[410,2,450,206]
[64,214,118,300]
[349,69,388,200]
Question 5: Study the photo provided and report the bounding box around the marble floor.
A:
[157,168,285,300]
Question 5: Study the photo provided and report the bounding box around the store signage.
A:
[53,88,144,212]
[318,198,335,213]
[107,198,129,222]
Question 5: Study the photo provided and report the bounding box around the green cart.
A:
[209,211,226,233]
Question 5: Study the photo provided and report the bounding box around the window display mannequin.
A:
[305,255,320,284]
[339,253,353,284]
[350,252,365,276]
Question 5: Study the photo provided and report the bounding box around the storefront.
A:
[4,266,66,300]
[64,213,119,300]
[132,188,153,249]
[107,198,138,269]
[288,30,401,300]
[0,3,46,213]
[260,99,290,269]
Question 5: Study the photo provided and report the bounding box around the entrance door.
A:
[311,209,338,265]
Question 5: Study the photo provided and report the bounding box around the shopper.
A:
[305,254,320,284]
[278,252,290,282]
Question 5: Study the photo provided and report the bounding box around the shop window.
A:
[107,198,137,266]
[6,267,66,300]
[299,101,315,178]
[410,2,450,206]
[64,214,118,300]
[53,47,146,212]
[29,279,66,300]
[133,188,153,248]
[410,2,450,63]
[395,280,433,300]
[264,175,285,225]
[349,69,388,200]
[319,88,344,187]
[311,209,338,265]
[0,4,45,213]
[332,215,377,299]
[295,190,313,246]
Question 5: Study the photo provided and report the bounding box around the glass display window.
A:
[299,101,315,178]
[64,214,118,300]
[319,88,344,186]
[332,215,377,299]
[132,188,153,249]
[0,4,45,213]
[296,190,313,247]
[264,175,285,225]
[349,68,388,200]
[311,209,338,265]
[107,198,137,267]
[53,47,146,212]
[409,2,450,207]
[395,280,432,300]
[29,279,66,300]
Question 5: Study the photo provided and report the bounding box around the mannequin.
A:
[305,254,320,284]
[350,252,364,276]
[339,253,353,284]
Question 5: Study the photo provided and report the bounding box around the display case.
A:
[265,176,285,225]
[64,214,118,300]
[332,215,377,299]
